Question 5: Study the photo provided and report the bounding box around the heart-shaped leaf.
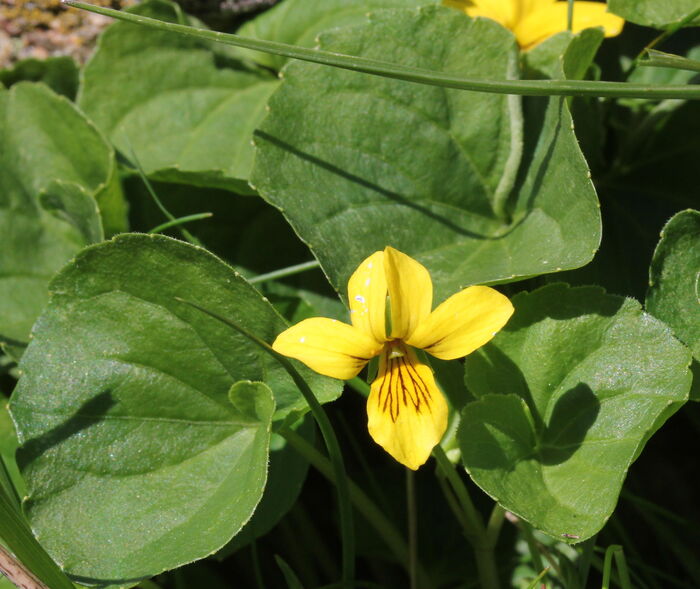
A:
[251,6,601,304]
[460,284,691,541]
[10,234,341,582]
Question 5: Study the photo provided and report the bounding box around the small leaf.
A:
[461,284,691,541]
[10,234,341,582]
[646,209,700,400]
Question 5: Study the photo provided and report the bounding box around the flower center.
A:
[375,341,433,423]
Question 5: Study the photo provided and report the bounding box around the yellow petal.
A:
[367,343,448,470]
[272,318,382,380]
[348,251,387,344]
[515,1,624,49]
[444,0,557,30]
[384,247,432,341]
[406,286,513,360]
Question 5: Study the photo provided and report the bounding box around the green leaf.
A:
[78,0,278,194]
[0,82,117,344]
[646,210,700,400]
[251,6,601,304]
[609,0,700,28]
[216,416,313,557]
[237,0,434,70]
[461,284,691,541]
[9,234,341,582]
[0,56,79,100]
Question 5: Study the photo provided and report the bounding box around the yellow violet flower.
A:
[444,0,624,49]
[272,247,514,470]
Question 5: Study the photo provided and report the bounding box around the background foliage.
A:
[1,0,699,588]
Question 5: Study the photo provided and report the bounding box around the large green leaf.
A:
[237,0,434,70]
[251,6,601,304]
[78,0,278,194]
[10,235,340,582]
[0,82,119,345]
[609,0,700,28]
[647,210,700,400]
[460,284,691,541]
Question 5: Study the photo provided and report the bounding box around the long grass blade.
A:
[62,1,700,100]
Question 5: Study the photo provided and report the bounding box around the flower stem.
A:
[248,260,321,284]
[432,445,502,589]
[346,377,370,397]
[62,1,700,100]
[174,298,355,587]
[486,504,506,548]
[406,469,418,589]
[432,445,484,544]
[279,425,433,589]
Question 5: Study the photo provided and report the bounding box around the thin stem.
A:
[485,504,506,548]
[576,535,597,589]
[436,474,472,533]
[520,522,546,580]
[626,6,700,77]
[406,470,418,589]
[601,545,618,589]
[346,377,370,398]
[432,445,484,544]
[525,567,550,589]
[640,49,700,73]
[174,299,355,587]
[432,446,501,589]
[613,547,632,589]
[148,212,213,235]
[63,1,700,100]
[279,425,433,589]
[248,260,321,284]
[251,541,265,589]
[123,141,202,247]
[567,0,574,32]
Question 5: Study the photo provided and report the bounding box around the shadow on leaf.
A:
[254,130,493,240]
[17,390,116,469]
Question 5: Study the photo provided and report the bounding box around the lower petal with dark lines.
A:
[367,342,448,470]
